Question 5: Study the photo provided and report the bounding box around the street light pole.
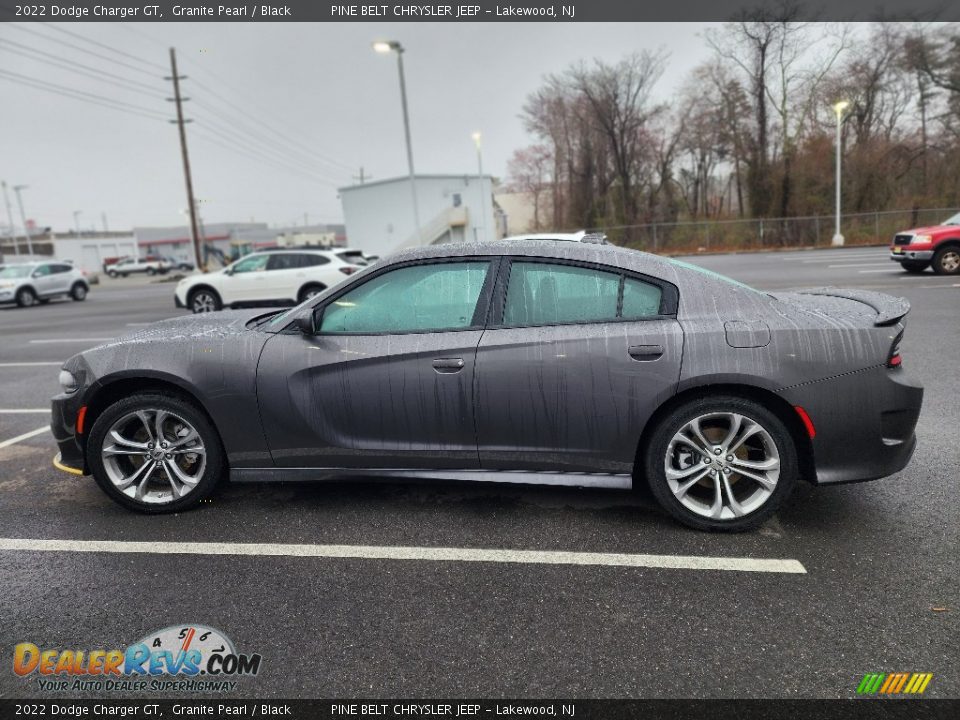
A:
[373,40,422,244]
[472,131,486,242]
[1,181,17,255]
[12,184,34,256]
[73,210,82,238]
[832,100,849,247]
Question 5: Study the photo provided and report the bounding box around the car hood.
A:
[897,225,958,236]
[96,309,278,348]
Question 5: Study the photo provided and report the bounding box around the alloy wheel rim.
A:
[193,293,215,312]
[101,409,206,504]
[19,290,34,306]
[664,411,780,520]
[941,251,960,272]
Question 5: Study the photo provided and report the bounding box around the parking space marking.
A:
[826,263,892,268]
[0,538,806,573]
[0,426,49,449]
[29,338,114,344]
[0,409,49,414]
[0,362,63,367]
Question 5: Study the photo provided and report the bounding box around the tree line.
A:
[507,16,960,246]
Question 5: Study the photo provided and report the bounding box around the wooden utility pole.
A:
[353,167,371,184]
[166,48,203,270]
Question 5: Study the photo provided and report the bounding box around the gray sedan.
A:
[50,239,922,531]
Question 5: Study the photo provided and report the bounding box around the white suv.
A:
[0,261,90,307]
[175,248,362,313]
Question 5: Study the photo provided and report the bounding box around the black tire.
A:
[107,270,118,278]
[121,273,129,278]
[70,282,88,301]
[931,245,960,275]
[644,395,798,532]
[900,260,928,274]
[15,287,36,308]
[146,267,156,276]
[87,393,224,514]
[188,287,222,313]
[297,283,325,303]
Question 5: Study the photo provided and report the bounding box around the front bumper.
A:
[174,293,185,308]
[51,390,88,475]
[779,366,923,485]
[890,249,934,262]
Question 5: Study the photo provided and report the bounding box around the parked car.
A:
[889,211,960,274]
[51,239,922,531]
[173,247,361,313]
[163,256,195,272]
[0,261,89,307]
[107,256,171,278]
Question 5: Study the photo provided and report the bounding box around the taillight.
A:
[339,266,359,275]
[887,331,903,368]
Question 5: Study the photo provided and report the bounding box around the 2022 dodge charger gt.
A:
[51,239,923,531]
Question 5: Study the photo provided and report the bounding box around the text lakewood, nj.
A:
[331,5,576,18]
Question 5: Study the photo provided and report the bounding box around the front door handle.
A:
[432,358,465,373]
[628,344,664,361]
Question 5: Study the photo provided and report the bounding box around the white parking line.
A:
[0,409,49,414]
[826,263,892,268]
[0,426,49,449]
[801,255,885,263]
[857,269,899,274]
[0,362,63,367]
[29,339,114,344]
[0,538,806,574]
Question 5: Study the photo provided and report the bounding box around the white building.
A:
[339,174,500,259]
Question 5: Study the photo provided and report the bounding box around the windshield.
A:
[0,265,33,279]
[667,258,766,295]
[942,212,960,225]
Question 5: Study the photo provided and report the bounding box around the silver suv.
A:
[0,261,90,307]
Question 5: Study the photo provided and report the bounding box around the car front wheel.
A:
[87,393,224,513]
[189,288,222,313]
[70,282,88,301]
[644,396,798,532]
[932,246,960,275]
[15,287,36,307]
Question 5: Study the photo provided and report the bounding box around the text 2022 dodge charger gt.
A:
[50,239,923,531]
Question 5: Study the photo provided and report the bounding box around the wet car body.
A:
[51,240,923,530]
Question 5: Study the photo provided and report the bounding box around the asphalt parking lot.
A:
[0,246,957,699]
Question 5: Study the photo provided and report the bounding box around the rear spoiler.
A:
[794,288,910,326]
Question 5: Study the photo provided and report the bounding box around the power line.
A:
[187,73,355,173]
[190,126,341,187]
[7,24,162,80]
[190,105,345,183]
[0,39,168,100]
[42,22,168,72]
[0,69,169,122]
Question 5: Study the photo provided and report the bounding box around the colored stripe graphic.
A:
[857,672,932,695]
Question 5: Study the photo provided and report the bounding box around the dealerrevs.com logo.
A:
[13,624,262,693]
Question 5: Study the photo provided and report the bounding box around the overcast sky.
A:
[0,22,722,232]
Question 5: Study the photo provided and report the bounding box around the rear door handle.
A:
[628,344,664,361]
[432,358,465,373]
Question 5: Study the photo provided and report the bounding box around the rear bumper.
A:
[890,250,934,262]
[779,366,923,485]
[50,390,88,475]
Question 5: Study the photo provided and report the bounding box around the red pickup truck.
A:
[890,212,960,274]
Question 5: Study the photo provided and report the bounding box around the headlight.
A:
[58,369,78,394]
[912,235,933,245]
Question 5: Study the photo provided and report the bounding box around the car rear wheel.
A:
[70,282,87,301]
[107,270,118,278]
[297,283,325,303]
[189,288,222,313]
[932,246,960,275]
[900,260,928,273]
[644,396,798,532]
[146,267,156,276]
[15,287,36,307]
[87,393,224,513]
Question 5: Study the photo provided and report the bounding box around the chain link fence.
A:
[589,207,960,254]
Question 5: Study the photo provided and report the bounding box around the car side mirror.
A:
[296,312,316,335]
[222,268,233,276]
[32,271,41,278]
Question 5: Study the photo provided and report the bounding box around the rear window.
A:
[667,258,765,295]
